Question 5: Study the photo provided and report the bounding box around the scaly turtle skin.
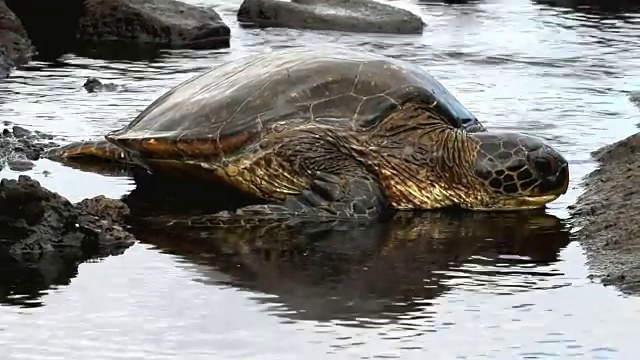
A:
[44,48,569,225]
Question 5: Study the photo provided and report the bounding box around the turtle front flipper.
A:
[43,139,131,164]
[177,172,390,227]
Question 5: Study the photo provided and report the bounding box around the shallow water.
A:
[1,0,640,358]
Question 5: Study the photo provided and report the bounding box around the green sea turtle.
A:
[43,47,569,224]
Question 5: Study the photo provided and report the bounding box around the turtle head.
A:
[463,131,569,211]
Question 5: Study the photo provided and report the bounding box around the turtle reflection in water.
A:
[128,205,572,323]
[44,48,569,225]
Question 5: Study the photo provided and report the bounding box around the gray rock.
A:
[78,0,231,50]
[7,156,34,172]
[83,77,123,93]
[0,0,35,78]
[237,0,425,34]
[629,91,640,110]
[11,125,31,138]
[4,0,85,60]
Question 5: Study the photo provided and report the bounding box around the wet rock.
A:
[78,0,231,51]
[11,125,31,138]
[7,156,35,172]
[0,124,58,171]
[237,0,425,34]
[0,0,35,77]
[83,77,122,93]
[5,0,230,61]
[76,195,130,224]
[629,91,640,110]
[570,132,640,294]
[0,175,135,256]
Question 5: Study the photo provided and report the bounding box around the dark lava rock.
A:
[4,0,83,60]
[0,124,58,171]
[0,175,134,256]
[5,0,230,61]
[76,195,130,224]
[0,180,133,308]
[78,0,231,50]
[237,0,425,34]
[570,132,640,294]
[0,0,35,77]
[83,76,122,93]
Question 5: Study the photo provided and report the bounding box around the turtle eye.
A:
[533,157,556,178]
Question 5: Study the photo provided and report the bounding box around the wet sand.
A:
[571,121,640,293]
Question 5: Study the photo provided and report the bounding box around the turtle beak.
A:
[530,153,570,198]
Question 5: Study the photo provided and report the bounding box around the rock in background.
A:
[3,0,82,61]
[238,0,425,34]
[3,0,230,66]
[0,0,34,78]
[79,0,231,50]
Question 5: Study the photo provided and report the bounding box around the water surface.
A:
[1,0,640,358]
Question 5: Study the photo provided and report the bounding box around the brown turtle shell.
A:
[106,47,483,161]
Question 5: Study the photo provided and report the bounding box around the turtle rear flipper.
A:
[43,140,131,164]
[175,171,390,227]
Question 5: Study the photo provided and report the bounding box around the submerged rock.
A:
[78,0,231,50]
[83,77,122,93]
[0,0,35,77]
[0,175,135,256]
[0,124,57,171]
[0,124,58,171]
[570,132,640,294]
[237,0,425,34]
[629,91,640,111]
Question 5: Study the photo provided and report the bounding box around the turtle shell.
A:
[107,47,483,161]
